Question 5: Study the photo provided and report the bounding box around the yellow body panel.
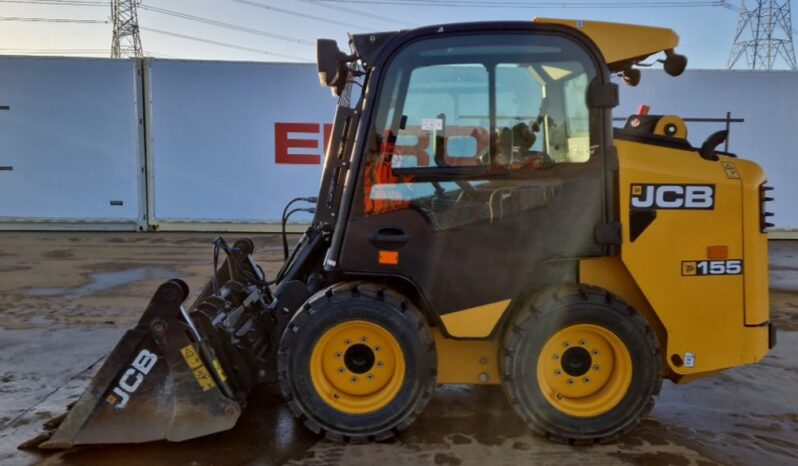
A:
[533,18,679,67]
[434,330,500,384]
[579,257,668,371]
[615,140,770,378]
[736,160,770,325]
[440,299,511,338]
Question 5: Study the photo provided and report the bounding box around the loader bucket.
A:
[33,279,242,449]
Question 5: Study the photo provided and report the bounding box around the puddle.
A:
[25,267,179,298]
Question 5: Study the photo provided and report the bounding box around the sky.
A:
[0,0,793,69]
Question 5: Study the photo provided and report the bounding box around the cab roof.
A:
[532,18,680,71]
[349,19,681,72]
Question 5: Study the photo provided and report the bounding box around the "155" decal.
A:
[682,259,743,276]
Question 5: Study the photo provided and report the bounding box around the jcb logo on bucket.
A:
[105,349,158,409]
[630,184,714,210]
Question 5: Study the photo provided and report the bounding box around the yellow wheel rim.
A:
[309,320,405,415]
[536,324,632,418]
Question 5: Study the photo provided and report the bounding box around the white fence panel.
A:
[145,59,335,227]
[0,56,144,228]
[1,58,795,232]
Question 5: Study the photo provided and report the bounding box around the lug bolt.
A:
[593,364,600,371]
[563,341,570,348]
[225,405,239,418]
[338,367,345,374]
[345,339,352,345]
[376,361,383,368]
[350,376,358,383]
[151,321,166,334]
[335,352,342,358]
[374,346,381,352]
[367,374,374,380]
[360,336,368,343]
[579,339,586,346]
[553,354,560,360]
[554,369,562,375]
[592,349,599,356]
[567,378,574,385]
[583,377,590,383]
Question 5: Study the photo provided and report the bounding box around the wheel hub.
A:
[561,346,592,377]
[537,324,633,418]
[344,343,375,374]
[310,320,405,414]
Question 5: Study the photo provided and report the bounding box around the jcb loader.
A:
[27,18,776,448]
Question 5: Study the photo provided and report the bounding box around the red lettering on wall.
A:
[274,122,488,166]
[274,122,335,165]
[275,123,321,165]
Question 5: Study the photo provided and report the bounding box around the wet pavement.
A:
[0,232,797,466]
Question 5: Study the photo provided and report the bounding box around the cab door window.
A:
[359,33,598,228]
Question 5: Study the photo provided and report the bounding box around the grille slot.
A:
[760,183,775,232]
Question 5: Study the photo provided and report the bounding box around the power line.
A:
[296,0,417,27]
[0,48,109,53]
[232,0,367,30]
[313,0,725,8]
[0,16,108,23]
[140,27,309,61]
[144,50,181,59]
[0,0,108,6]
[139,4,313,46]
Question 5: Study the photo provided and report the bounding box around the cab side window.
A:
[360,34,597,227]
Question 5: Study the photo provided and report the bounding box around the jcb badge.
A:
[106,349,158,409]
[630,184,714,210]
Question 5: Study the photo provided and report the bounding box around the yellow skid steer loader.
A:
[26,18,776,448]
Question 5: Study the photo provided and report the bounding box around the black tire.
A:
[277,282,437,443]
[500,285,662,444]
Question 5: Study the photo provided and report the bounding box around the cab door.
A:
[339,30,610,338]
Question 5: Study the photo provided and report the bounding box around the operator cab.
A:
[314,20,688,336]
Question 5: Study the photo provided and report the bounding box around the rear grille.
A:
[760,183,775,232]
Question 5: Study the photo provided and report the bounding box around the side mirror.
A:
[664,49,688,77]
[317,39,347,92]
[622,67,641,87]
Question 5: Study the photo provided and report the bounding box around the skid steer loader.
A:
[26,18,776,449]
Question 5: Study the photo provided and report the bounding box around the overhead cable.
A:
[140,27,310,61]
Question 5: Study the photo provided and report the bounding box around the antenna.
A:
[111,0,143,58]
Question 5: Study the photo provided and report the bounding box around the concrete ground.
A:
[0,232,796,466]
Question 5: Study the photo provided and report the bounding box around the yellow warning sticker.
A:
[212,359,228,382]
[180,345,202,369]
[722,162,740,179]
[181,344,216,391]
[193,366,216,391]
